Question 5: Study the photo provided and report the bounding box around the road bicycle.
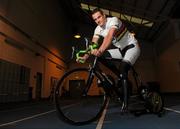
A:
[55,42,164,126]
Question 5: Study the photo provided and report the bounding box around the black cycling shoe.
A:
[120,102,129,114]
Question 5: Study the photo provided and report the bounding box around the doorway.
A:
[35,72,42,100]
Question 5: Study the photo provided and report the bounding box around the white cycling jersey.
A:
[93,17,140,65]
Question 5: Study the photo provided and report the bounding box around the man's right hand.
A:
[76,54,89,63]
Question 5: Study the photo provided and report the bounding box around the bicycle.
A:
[55,42,164,126]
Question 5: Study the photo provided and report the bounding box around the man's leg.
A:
[119,61,131,112]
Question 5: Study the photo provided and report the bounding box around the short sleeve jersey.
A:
[93,17,134,49]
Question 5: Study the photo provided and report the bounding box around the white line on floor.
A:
[164,107,180,114]
[96,98,110,129]
[0,109,56,127]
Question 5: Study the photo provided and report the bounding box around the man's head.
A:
[91,8,106,27]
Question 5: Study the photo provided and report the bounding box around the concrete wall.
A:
[154,19,180,93]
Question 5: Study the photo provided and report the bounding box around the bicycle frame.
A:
[82,55,139,99]
[84,54,142,98]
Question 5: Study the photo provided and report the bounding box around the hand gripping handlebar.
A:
[76,43,99,63]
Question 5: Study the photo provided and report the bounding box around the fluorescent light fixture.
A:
[81,3,89,10]
[144,22,154,27]
[142,19,154,27]
[121,14,131,21]
[89,5,96,11]
[100,8,109,15]
[131,16,142,24]
[110,11,120,17]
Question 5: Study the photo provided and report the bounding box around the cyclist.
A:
[77,8,140,112]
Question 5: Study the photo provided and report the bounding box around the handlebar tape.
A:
[76,43,99,63]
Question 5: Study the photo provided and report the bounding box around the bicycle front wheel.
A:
[55,68,108,125]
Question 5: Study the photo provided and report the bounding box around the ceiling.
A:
[59,0,180,42]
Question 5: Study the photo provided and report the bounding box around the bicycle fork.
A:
[82,69,95,96]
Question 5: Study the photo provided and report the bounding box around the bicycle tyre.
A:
[55,68,108,125]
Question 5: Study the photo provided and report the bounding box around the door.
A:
[35,72,42,100]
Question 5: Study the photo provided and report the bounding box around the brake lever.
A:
[71,46,75,60]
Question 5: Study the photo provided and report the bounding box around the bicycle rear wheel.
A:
[55,68,108,125]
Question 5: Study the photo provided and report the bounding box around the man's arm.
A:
[92,36,99,44]
[91,27,117,56]
[99,27,116,53]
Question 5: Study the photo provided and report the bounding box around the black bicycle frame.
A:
[81,56,121,97]
[82,55,142,99]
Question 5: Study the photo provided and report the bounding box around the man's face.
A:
[92,11,106,27]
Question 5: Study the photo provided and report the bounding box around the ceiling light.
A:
[74,34,81,39]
